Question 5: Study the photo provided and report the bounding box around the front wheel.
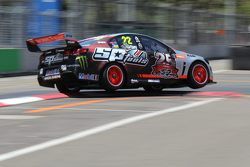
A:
[188,62,209,89]
[101,64,125,91]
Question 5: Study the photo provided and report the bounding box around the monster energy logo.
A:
[76,56,88,70]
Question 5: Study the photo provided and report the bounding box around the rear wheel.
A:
[188,62,209,89]
[143,85,163,92]
[101,64,125,91]
[56,82,80,95]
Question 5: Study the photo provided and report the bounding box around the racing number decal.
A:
[152,52,178,79]
[155,52,172,64]
[121,36,132,45]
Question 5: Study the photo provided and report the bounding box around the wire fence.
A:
[1,1,250,48]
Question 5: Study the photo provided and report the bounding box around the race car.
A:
[26,32,214,94]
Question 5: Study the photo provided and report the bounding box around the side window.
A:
[116,35,137,50]
[139,36,152,53]
[140,36,168,54]
[151,40,168,53]
[109,38,119,48]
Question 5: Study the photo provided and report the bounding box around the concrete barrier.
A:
[21,49,40,72]
[177,44,230,60]
[230,45,250,70]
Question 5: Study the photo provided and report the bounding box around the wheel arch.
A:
[187,60,210,89]
[187,60,210,79]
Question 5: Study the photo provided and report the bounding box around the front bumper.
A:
[208,81,217,84]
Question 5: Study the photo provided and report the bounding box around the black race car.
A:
[26,32,214,94]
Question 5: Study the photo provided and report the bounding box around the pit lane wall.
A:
[0,49,21,73]
[0,48,39,75]
[230,45,250,70]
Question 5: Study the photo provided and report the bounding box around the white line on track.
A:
[213,70,229,74]
[0,97,42,105]
[0,98,222,162]
[0,115,44,120]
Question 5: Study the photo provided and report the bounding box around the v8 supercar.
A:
[26,32,215,94]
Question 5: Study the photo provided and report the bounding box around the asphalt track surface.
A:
[0,70,250,167]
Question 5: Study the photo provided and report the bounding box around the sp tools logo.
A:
[76,56,88,70]
[44,53,63,65]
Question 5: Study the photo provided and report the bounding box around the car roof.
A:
[78,33,170,48]
[109,33,155,39]
[80,33,157,41]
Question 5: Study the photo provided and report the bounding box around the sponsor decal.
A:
[45,68,60,76]
[76,56,88,70]
[187,53,196,57]
[134,36,143,50]
[134,36,140,43]
[67,64,80,68]
[151,52,178,79]
[97,41,106,44]
[61,65,67,71]
[79,73,99,81]
[148,79,160,83]
[44,75,61,80]
[44,68,60,80]
[44,53,63,65]
[137,74,162,79]
[92,48,148,66]
[131,79,139,83]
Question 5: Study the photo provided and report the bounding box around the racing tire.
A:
[56,82,80,95]
[101,64,125,92]
[143,85,163,92]
[187,61,209,89]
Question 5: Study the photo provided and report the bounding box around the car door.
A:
[139,35,179,79]
[109,34,149,65]
[107,34,150,80]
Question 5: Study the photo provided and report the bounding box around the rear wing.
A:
[26,33,81,52]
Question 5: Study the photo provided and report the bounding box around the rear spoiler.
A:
[26,32,81,52]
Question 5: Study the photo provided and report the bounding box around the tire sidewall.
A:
[102,63,125,91]
[56,82,80,94]
[188,62,209,89]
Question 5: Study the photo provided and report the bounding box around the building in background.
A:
[27,0,60,38]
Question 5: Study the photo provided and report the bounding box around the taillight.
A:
[64,50,72,56]
[76,48,89,55]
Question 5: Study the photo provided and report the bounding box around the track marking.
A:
[0,115,44,120]
[53,108,154,113]
[0,98,222,162]
[0,97,42,105]
[26,98,129,113]
[0,93,68,108]
[191,91,244,97]
[217,80,250,83]
[213,70,228,74]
